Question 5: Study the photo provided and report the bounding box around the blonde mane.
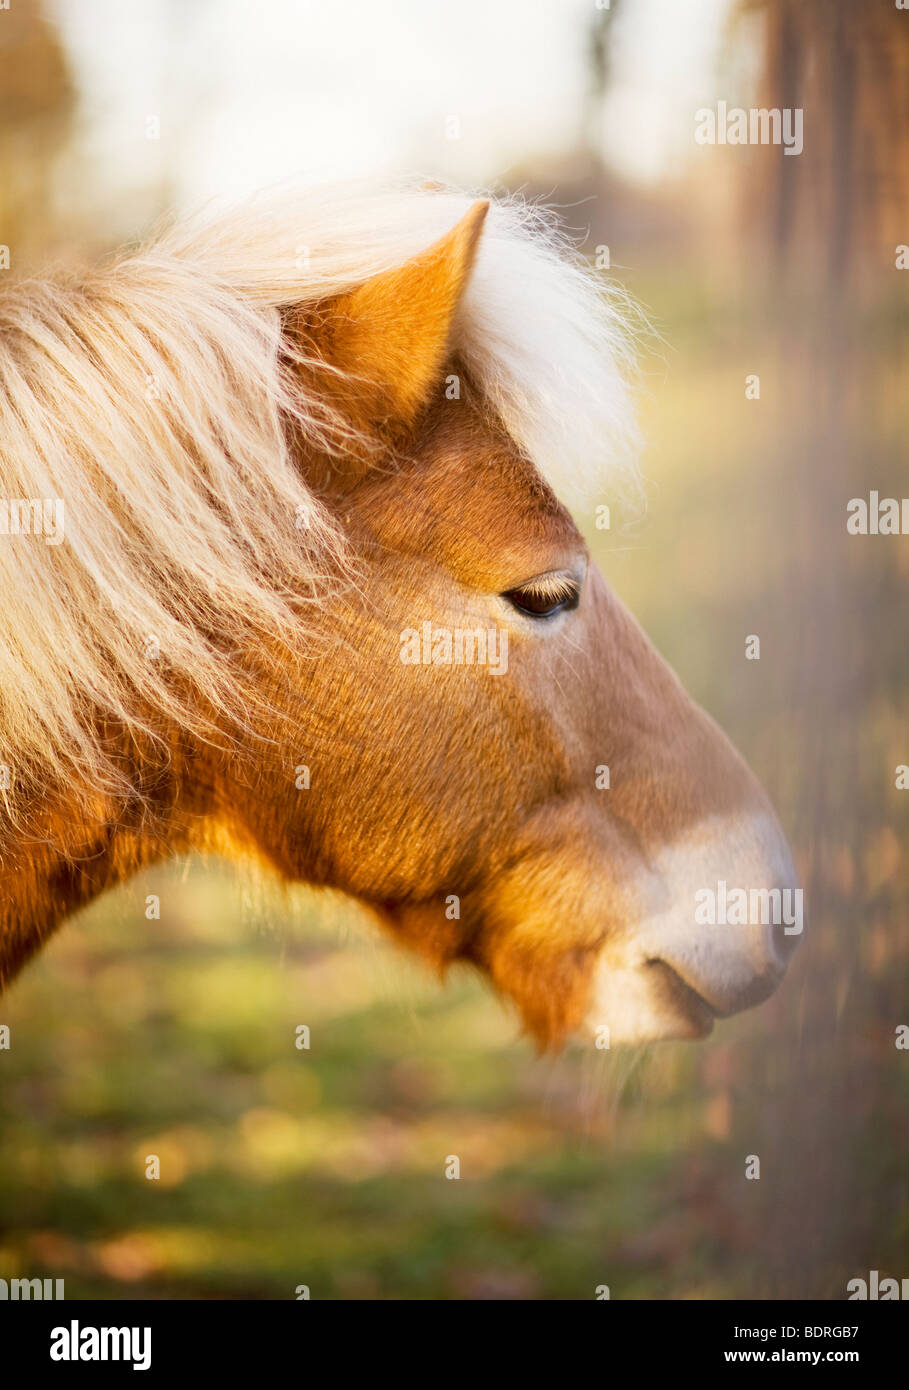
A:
[0,181,639,813]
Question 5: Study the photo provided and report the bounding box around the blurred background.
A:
[0,0,906,1299]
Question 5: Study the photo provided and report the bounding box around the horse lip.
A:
[647,954,783,1023]
[644,959,717,1037]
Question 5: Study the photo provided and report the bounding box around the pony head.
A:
[0,184,799,1046]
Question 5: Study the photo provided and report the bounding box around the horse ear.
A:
[294,200,489,443]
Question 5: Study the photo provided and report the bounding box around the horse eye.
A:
[502,576,581,618]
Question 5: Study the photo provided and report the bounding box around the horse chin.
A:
[586,959,716,1045]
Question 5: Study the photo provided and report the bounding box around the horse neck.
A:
[0,749,203,992]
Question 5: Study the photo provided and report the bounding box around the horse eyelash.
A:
[515,573,580,603]
[501,571,582,617]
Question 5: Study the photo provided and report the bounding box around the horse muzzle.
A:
[587,810,802,1043]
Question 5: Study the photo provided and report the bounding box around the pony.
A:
[0,182,799,1047]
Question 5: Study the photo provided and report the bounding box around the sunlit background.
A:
[1,0,907,1299]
